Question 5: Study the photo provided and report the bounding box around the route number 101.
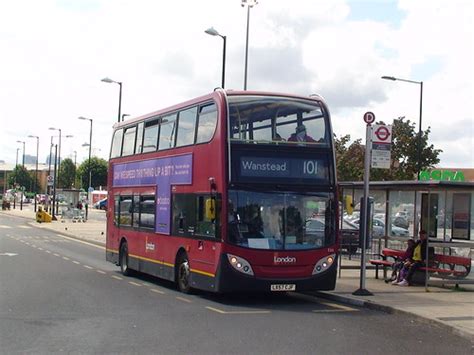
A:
[303,160,318,175]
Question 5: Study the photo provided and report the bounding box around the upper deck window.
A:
[110,129,124,158]
[159,113,177,150]
[135,122,144,154]
[196,103,218,144]
[228,96,328,145]
[176,107,197,147]
[122,126,137,156]
[142,118,159,153]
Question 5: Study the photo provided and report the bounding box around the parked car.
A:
[94,198,107,210]
[349,217,409,237]
[339,219,360,254]
[392,216,409,229]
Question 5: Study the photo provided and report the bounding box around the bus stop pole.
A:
[353,118,373,296]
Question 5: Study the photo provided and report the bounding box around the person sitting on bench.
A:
[388,238,416,284]
[397,230,427,286]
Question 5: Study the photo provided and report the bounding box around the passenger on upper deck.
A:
[288,124,316,143]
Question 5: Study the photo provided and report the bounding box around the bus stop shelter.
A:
[339,180,473,287]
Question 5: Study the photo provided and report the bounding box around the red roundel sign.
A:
[374,126,390,141]
[372,124,392,144]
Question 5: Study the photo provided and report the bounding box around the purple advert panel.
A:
[112,154,193,234]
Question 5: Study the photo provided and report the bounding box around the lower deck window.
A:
[114,193,156,230]
[172,193,220,238]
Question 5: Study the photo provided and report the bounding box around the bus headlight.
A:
[227,254,254,276]
[312,254,336,275]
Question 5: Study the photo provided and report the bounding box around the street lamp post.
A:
[48,127,62,185]
[205,27,227,89]
[101,77,122,123]
[52,144,58,220]
[78,116,93,191]
[16,140,25,167]
[48,128,62,215]
[28,135,39,212]
[242,0,258,90]
[16,140,25,211]
[382,76,424,179]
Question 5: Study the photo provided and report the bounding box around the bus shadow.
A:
[118,271,362,314]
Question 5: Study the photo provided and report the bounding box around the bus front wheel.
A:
[176,254,192,293]
[120,242,131,276]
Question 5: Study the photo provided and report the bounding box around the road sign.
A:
[47,175,54,187]
[363,112,376,124]
[88,187,94,193]
[372,124,392,144]
[371,124,392,169]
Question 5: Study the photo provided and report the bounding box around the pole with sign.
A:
[353,112,375,296]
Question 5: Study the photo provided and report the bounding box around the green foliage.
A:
[77,157,108,190]
[7,165,39,192]
[335,117,442,181]
[58,158,76,188]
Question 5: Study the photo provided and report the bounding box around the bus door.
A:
[192,195,220,279]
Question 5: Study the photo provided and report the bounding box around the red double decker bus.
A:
[106,90,338,293]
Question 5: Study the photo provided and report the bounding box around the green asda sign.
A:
[419,170,465,182]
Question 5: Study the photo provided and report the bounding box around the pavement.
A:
[1,205,473,342]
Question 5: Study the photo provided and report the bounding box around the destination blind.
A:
[235,155,329,183]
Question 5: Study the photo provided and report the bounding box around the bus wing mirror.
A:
[205,198,216,220]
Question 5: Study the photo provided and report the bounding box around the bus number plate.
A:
[270,284,296,292]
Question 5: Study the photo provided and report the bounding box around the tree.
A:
[335,134,364,181]
[7,165,39,193]
[58,158,76,188]
[77,157,108,190]
[335,117,442,181]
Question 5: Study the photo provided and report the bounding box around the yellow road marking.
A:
[312,309,356,313]
[62,256,70,260]
[318,301,358,312]
[205,306,271,314]
[111,275,123,280]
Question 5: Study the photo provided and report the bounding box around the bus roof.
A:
[112,89,327,130]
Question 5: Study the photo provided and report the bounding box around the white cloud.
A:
[0,0,472,169]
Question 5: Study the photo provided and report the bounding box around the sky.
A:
[0,0,472,169]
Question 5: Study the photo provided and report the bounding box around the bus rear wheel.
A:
[176,254,192,294]
[120,242,131,276]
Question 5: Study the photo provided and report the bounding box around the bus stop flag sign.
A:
[371,124,392,169]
